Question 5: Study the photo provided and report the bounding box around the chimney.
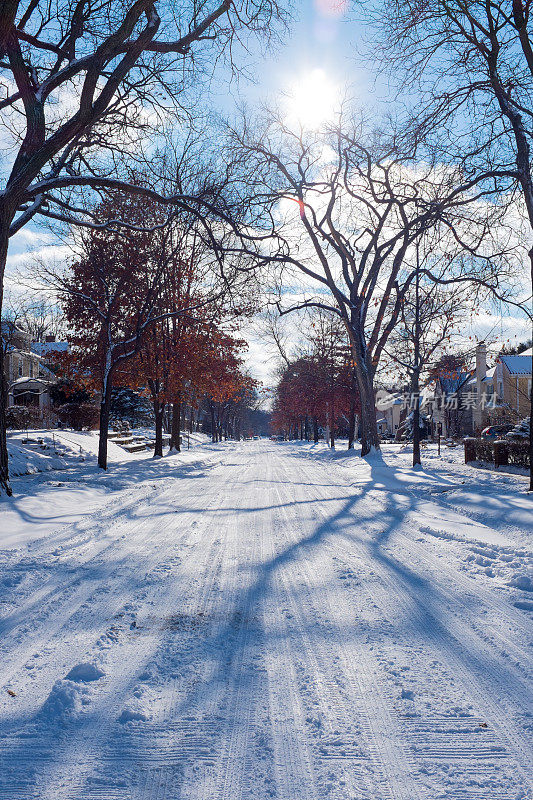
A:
[473,342,487,430]
[476,341,487,382]
[45,334,55,343]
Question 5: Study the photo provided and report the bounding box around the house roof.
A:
[499,354,532,376]
[31,341,69,356]
[437,372,472,394]
[12,376,52,387]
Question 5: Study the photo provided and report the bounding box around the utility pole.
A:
[412,238,422,467]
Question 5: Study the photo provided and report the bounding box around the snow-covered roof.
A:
[11,376,52,387]
[32,341,69,356]
[499,354,532,376]
[482,366,496,381]
[6,347,42,359]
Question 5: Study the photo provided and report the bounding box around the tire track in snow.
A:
[0,465,232,800]
[258,474,320,800]
[283,447,533,797]
[0,476,213,718]
[269,453,421,800]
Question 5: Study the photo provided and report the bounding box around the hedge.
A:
[464,438,530,469]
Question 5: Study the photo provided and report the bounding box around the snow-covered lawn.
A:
[3,428,211,547]
[0,438,531,799]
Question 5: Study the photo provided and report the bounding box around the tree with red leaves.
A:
[272,314,359,448]
[56,195,229,468]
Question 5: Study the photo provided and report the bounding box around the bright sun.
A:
[284,69,340,129]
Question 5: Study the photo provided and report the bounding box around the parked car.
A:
[480,424,514,439]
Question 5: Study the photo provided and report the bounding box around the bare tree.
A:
[4,291,64,342]
[367,0,533,486]
[383,236,471,466]
[231,111,512,455]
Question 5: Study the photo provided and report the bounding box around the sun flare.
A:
[284,69,340,130]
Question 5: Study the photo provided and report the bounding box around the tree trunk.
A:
[529,364,532,492]
[98,373,113,470]
[348,383,356,450]
[354,362,380,456]
[0,214,12,495]
[412,378,421,467]
[169,395,181,452]
[348,317,380,457]
[153,398,164,458]
[529,251,533,491]
[0,334,11,496]
[313,417,319,443]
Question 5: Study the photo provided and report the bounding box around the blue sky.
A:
[212,0,386,117]
[4,2,531,389]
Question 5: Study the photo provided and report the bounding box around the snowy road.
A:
[0,440,532,799]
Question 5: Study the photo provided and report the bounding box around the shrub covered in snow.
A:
[506,440,530,468]
[465,437,530,469]
[474,438,495,463]
[396,410,431,441]
[6,405,42,430]
[506,417,530,440]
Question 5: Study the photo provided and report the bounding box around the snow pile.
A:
[40,662,105,720]
[508,570,533,592]
[118,707,148,724]
[41,679,91,718]
[65,662,105,682]
[506,417,530,440]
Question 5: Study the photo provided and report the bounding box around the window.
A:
[18,359,22,377]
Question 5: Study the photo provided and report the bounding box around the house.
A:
[495,348,532,421]
[31,336,69,361]
[428,342,531,437]
[375,390,404,436]
[2,323,67,418]
[430,369,473,438]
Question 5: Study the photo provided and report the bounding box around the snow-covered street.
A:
[1,439,532,800]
